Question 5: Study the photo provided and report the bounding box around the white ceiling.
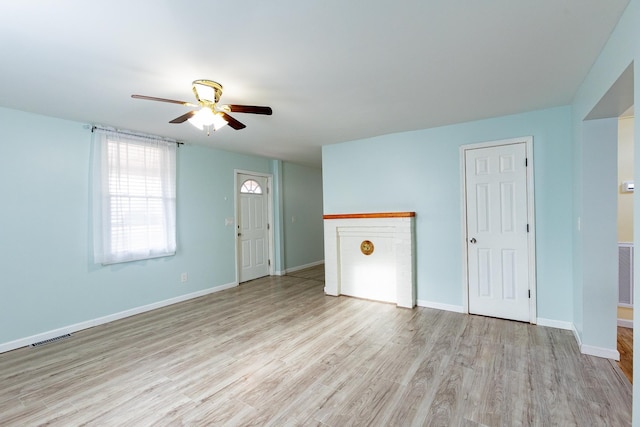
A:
[0,1,630,167]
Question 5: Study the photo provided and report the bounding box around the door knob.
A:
[470,238,477,244]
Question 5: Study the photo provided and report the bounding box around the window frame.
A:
[240,179,263,194]
[92,128,177,265]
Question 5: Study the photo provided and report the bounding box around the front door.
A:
[237,173,269,283]
[464,142,532,322]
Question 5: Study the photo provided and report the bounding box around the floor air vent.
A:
[30,334,71,347]
[619,243,634,306]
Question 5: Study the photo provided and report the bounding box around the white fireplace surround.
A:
[323,212,416,308]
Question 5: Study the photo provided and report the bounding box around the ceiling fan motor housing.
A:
[192,79,223,106]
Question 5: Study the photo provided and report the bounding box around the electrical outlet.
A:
[181,273,188,283]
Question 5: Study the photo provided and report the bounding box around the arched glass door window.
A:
[240,179,263,194]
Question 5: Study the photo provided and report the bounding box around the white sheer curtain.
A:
[92,128,176,265]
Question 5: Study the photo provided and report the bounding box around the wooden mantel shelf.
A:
[323,212,416,220]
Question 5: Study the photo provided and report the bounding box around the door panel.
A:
[241,240,251,268]
[466,143,530,322]
[238,173,269,282]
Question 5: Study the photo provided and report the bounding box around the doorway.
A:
[461,137,537,323]
[618,107,635,382]
[236,171,274,283]
[580,62,634,361]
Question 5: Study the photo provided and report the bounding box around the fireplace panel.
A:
[323,212,416,308]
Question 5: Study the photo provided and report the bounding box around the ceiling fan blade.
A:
[226,105,273,115]
[221,112,246,130]
[132,94,197,107]
[169,110,197,123]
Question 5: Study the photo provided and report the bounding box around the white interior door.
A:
[465,142,531,322]
[238,173,269,283]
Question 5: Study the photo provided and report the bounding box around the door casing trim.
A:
[459,136,537,323]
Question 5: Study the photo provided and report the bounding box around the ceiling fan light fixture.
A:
[188,107,228,131]
[132,79,268,132]
[211,112,229,131]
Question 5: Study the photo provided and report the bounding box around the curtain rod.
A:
[87,124,184,146]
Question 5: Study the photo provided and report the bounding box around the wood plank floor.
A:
[0,265,632,426]
[618,326,633,383]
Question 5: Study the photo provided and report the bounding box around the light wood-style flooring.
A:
[0,265,632,426]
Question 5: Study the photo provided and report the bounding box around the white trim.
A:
[459,136,537,323]
[536,318,572,330]
[0,281,237,354]
[580,344,620,361]
[417,300,465,313]
[284,260,324,274]
[524,138,537,323]
[572,323,583,348]
[323,216,416,308]
[234,170,275,282]
[569,324,619,360]
[618,318,634,328]
[460,149,469,314]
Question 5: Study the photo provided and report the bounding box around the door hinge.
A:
[267,223,270,230]
[528,289,531,298]
[526,224,529,233]
[268,259,271,266]
[525,158,528,167]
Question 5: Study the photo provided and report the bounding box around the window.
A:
[92,128,176,264]
[240,179,263,194]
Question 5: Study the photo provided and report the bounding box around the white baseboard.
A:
[0,281,238,354]
[417,300,465,313]
[284,260,324,274]
[572,324,583,349]
[581,344,620,361]
[569,323,619,360]
[536,318,573,330]
[617,318,633,328]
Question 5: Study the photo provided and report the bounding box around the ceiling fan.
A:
[132,79,272,135]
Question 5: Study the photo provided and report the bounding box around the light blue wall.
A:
[323,106,573,322]
[572,121,584,340]
[579,119,619,351]
[0,106,321,347]
[271,160,286,273]
[282,162,324,270]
